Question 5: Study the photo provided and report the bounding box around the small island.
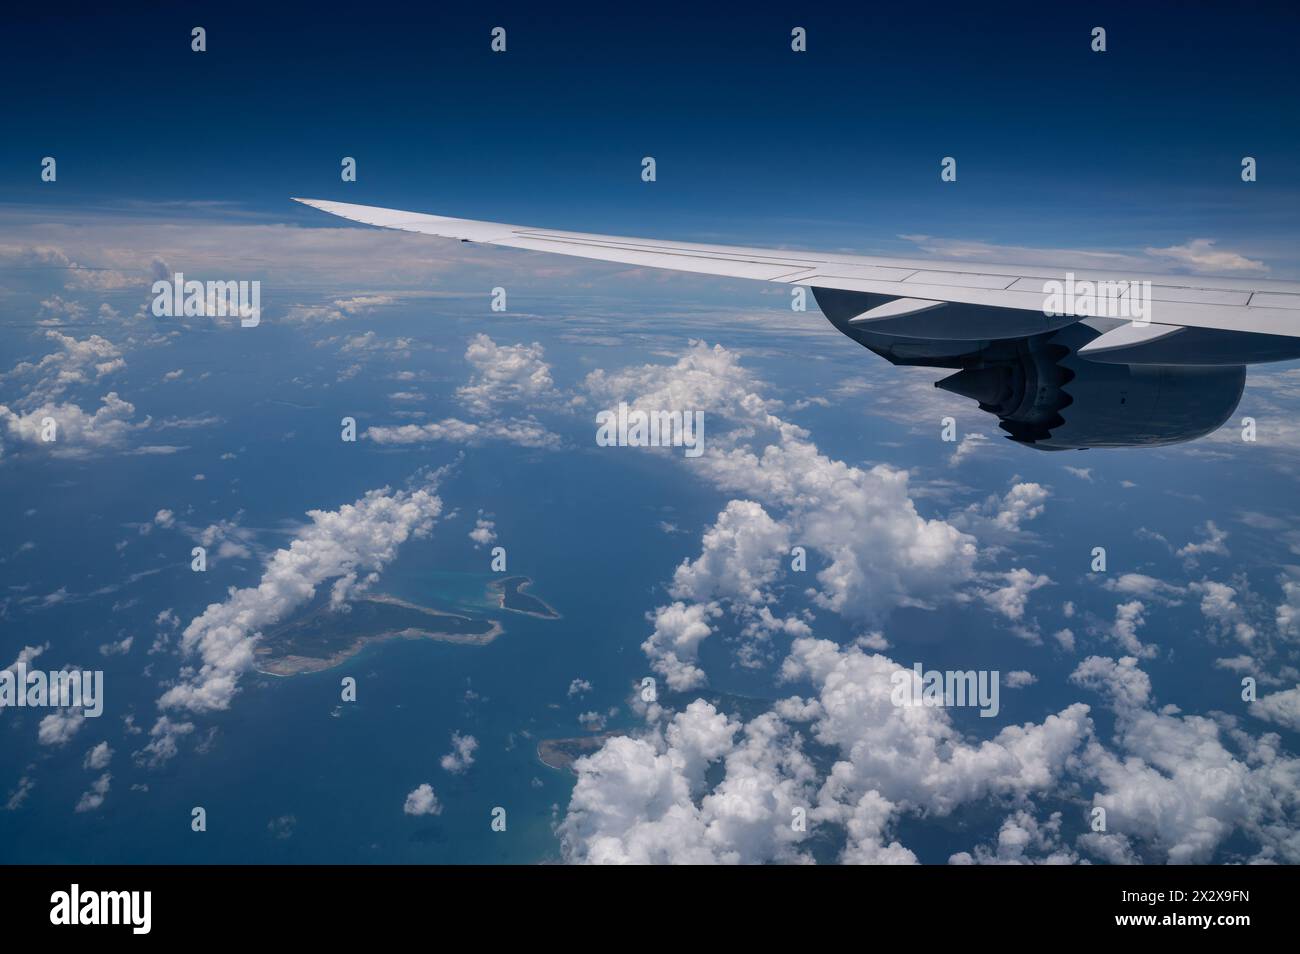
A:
[489,575,561,620]
[255,593,502,676]
[537,733,616,772]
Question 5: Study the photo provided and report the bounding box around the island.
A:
[255,593,502,676]
[489,575,561,619]
[537,732,616,771]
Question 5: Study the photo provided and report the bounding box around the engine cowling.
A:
[815,288,1246,450]
[933,324,1245,449]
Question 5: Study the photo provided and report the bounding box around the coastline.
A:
[254,593,505,676]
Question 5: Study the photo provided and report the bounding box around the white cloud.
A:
[74,773,111,813]
[1109,600,1156,658]
[560,639,1094,865]
[1071,655,1300,863]
[1101,573,1184,604]
[1176,520,1230,563]
[0,392,149,460]
[469,517,496,548]
[1069,655,1152,710]
[1189,580,1257,645]
[559,700,816,864]
[83,741,114,771]
[948,432,990,467]
[284,294,399,325]
[1252,686,1300,732]
[642,601,720,692]
[37,708,86,746]
[1144,239,1267,275]
[157,482,443,716]
[0,331,125,406]
[586,343,980,668]
[950,810,1078,865]
[4,643,49,671]
[980,568,1052,622]
[457,334,560,415]
[98,635,133,656]
[440,732,478,774]
[991,483,1050,531]
[403,783,442,816]
[365,416,559,449]
[669,500,789,608]
[134,716,194,769]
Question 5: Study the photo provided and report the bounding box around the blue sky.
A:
[3,1,1299,269]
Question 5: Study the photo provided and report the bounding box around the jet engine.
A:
[815,288,1246,450]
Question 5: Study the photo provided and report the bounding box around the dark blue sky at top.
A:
[3,1,1299,258]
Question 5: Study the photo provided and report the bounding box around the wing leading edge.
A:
[292,197,1300,341]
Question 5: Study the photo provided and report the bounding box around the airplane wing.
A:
[292,197,1300,349]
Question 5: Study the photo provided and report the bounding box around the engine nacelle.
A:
[934,324,1245,449]
[816,288,1246,450]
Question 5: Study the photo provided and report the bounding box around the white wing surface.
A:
[293,197,1300,340]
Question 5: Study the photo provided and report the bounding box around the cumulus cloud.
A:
[469,517,497,548]
[74,773,111,813]
[134,716,194,769]
[559,700,816,864]
[156,482,443,717]
[1071,655,1300,864]
[1251,686,1300,732]
[587,343,980,683]
[1190,580,1257,645]
[1108,601,1156,658]
[1100,573,1184,604]
[990,483,1049,531]
[284,294,398,325]
[365,416,559,449]
[457,334,560,415]
[979,568,1052,623]
[1069,655,1152,710]
[37,708,86,747]
[403,783,443,816]
[641,499,808,684]
[950,810,1077,865]
[948,432,990,467]
[561,639,1093,865]
[0,331,125,406]
[1277,576,1300,640]
[564,633,1300,865]
[83,741,114,771]
[643,602,720,692]
[440,732,478,774]
[0,392,149,460]
[1176,520,1230,563]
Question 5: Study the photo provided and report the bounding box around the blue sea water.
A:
[1,295,1296,864]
